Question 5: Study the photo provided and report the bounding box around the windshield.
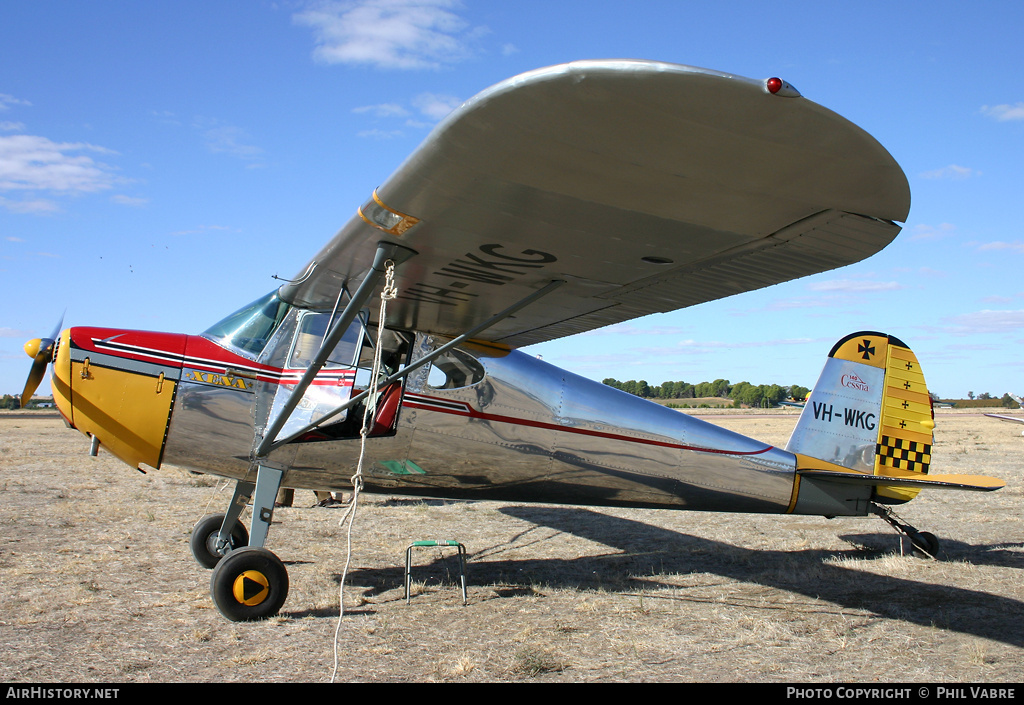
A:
[202,290,291,357]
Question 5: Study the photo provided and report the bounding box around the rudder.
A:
[786,332,935,503]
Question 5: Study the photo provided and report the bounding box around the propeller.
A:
[20,313,64,408]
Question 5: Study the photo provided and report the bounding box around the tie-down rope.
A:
[331,259,397,682]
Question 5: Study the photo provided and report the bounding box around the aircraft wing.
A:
[984,413,1024,425]
[280,60,910,348]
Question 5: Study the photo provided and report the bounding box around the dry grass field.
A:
[1,409,1022,683]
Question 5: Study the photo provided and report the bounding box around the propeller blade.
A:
[21,352,50,408]
[47,311,65,342]
[19,313,65,408]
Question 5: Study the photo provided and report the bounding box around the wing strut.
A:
[254,241,417,458]
[263,278,567,453]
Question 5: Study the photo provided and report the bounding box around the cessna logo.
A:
[187,370,248,390]
[840,373,869,392]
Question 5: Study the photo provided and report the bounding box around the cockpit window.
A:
[289,312,361,369]
[202,290,291,357]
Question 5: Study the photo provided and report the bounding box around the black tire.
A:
[210,547,289,622]
[190,514,249,569]
[911,531,940,558]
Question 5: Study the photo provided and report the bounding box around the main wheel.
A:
[911,531,940,558]
[210,547,289,622]
[190,514,249,569]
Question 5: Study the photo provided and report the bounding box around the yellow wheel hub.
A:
[232,570,270,606]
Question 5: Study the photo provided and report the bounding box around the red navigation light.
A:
[766,77,783,94]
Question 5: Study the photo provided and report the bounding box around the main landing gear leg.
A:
[870,503,941,559]
[209,465,290,621]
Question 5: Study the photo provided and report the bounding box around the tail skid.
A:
[786,331,1004,511]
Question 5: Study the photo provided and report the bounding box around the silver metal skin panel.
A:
[160,324,878,516]
[162,380,258,478]
[786,357,888,473]
[410,349,798,512]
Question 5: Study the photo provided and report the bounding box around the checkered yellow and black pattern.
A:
[875,341,935,501]
[876,435,931,474]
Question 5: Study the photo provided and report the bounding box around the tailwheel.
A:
[910,531,940,559]
[870,503,941,559]
[190,513,249,569]
[210,547,289,621]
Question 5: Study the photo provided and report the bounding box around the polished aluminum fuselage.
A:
[162,339,801,514]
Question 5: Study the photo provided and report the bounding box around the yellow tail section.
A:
[789,332,1004,507]
[828,333,934,501]
[786,334,1003,504]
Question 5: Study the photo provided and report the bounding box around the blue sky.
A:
[3,0,1023,400]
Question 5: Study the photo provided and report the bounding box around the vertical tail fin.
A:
[786,332,935,503]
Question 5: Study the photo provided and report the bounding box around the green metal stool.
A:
[404,540,468,605]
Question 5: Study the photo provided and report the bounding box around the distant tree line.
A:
[950,393,1021,409]
[0,395,52,410]
[602,379,811,408]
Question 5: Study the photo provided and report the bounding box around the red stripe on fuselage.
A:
[71,328,353,387]
[401,393,773,456]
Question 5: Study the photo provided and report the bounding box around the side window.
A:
[427,348,486,390]
[288,312,360,369]
[352,326,413,389]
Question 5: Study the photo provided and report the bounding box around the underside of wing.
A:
[280,60,910,347]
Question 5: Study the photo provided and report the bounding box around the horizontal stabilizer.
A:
[799,468,1004,492]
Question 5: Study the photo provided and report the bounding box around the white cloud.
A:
[353,92,463,135]
[357,128,405,139]
[411,92,461,120]
[920,164,980,180]
[976,241,1024,254]
[193,121,263,161]
[981,102,1024,122]
[294,0,481,70]
[352,103,410,117]
[580,323,690,337]
[110,194,149,207]
[910,222,957,241]
[0,94,31,112]
[1,326,35,338]
[0,135,119,193]
[807,279,902,293]
[0,121,25,132]
[0,196,60,214]
[671,337,814,350]
[944,309,1024,335]
[169,225,238,237]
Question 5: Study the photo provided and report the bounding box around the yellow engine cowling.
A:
[54,327,186,471]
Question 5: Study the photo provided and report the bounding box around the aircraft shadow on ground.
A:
[333,505,1024,649]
